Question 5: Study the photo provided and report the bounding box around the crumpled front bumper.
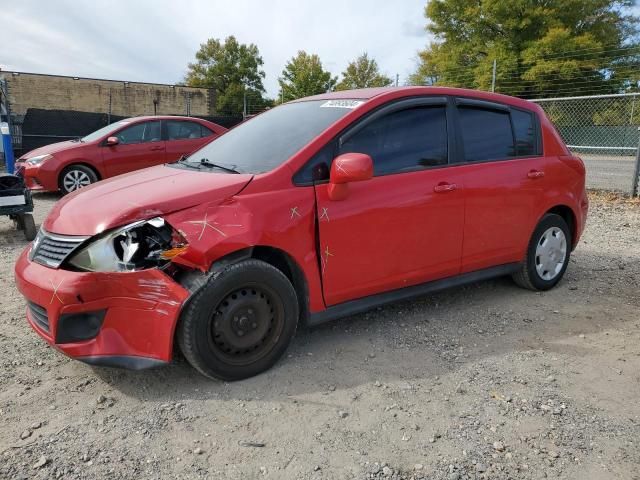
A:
[14,247,190,368]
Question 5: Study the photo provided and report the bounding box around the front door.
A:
[314,101,465,306]
[102,120,165,177]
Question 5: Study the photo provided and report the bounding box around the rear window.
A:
[512,109,538,156]
[459,107,514,162]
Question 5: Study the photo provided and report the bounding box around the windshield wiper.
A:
[200,158,241,174]
[173,155,200,170]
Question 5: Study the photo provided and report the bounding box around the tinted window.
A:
[172,101,352,174]
[167,120,204,140]
[512,109,537,156]
[201,125,214,137]
[340,106,448,176]
[116,121,161,145]
[459,108,514,162]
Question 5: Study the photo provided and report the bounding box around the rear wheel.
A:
[512,213,571,291]
[177,259,299,381]
[59,165,98,194]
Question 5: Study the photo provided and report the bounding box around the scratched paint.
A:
[187,212,242,241]
[321,246,334,274]
[48,278,64,305]
[290,206,302,219]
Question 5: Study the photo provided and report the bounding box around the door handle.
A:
[149,146,164,151]
[434,182,457,193]
[527,170,545,179]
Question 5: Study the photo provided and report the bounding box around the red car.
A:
[14,87,588,380]
[16,116,227,194]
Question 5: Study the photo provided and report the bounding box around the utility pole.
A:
[633,126,640,196]
[395,74,399,87]
[243,89,247,120]
[491,60,497,93]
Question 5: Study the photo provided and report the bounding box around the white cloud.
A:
[0,0,431,97]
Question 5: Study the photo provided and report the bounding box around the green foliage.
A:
[185,36,267,115]
[278,51,337,102]
[336,53,393,91]
[411,0,639,98]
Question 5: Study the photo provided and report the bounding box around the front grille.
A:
[28,302,50,333]
[31,230,88,268]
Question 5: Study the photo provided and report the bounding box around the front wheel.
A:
[512,213,571,291]
[59,165,98,194]
[177,259,299,381]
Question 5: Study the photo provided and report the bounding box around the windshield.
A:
[173,100,358,174]
[81,121,133,142]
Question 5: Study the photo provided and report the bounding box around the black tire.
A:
[177,259,299,381]
[11,214,24,231]
[512,213,571,291]
[59,164,98,194]
[21,214,37,241]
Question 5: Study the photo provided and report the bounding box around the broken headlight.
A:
[66,217,187,272]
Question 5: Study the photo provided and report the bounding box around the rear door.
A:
[451,99,548,272]
[102,120,165,177]
[164,120,216,162]
[312,98,465,306]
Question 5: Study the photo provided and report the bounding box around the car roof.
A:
[124,115,210,122]
[296,86,538,111]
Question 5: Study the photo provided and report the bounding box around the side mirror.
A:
[106,136,119,146]
[327,153,373,201]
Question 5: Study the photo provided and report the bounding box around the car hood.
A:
[44,165,253,236]
[18,140,83,160]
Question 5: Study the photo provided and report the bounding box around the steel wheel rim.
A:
[535,227,567,281]
[63,170,91,192]
[208,284,285,366]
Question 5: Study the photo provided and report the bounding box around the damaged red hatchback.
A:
[15,87,588,380]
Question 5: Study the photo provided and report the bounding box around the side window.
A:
[116,121,161,145]
[166,121,204,141]
[340,106,448,176]
[293,143,335,184]
[512,109,538,156]
[201,125,214,137]
[458,107,514,162]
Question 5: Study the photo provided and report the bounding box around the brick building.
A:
[0,71,226,153]
[1,71,215,118]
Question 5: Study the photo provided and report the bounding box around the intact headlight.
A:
[25,154,53,166]
[67,217,188,272]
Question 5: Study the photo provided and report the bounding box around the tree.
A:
[185,36,266,115]
[410,0,639,98]
[278,51,337,102]
[336,53,393,91]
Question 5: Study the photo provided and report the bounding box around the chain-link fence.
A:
[531,93,640,195]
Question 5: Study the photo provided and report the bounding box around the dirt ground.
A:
[0,192,638,480]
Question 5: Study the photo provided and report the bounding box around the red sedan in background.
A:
[16,116,227,194]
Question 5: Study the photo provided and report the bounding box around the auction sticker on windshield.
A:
[320,100,364,109]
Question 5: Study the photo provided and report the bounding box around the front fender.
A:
[164,186,326,313]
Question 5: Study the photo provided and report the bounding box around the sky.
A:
[0,0,431,98]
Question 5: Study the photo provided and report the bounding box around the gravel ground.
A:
[0,192,639,480]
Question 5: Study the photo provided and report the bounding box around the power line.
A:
[417,48,640,78]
